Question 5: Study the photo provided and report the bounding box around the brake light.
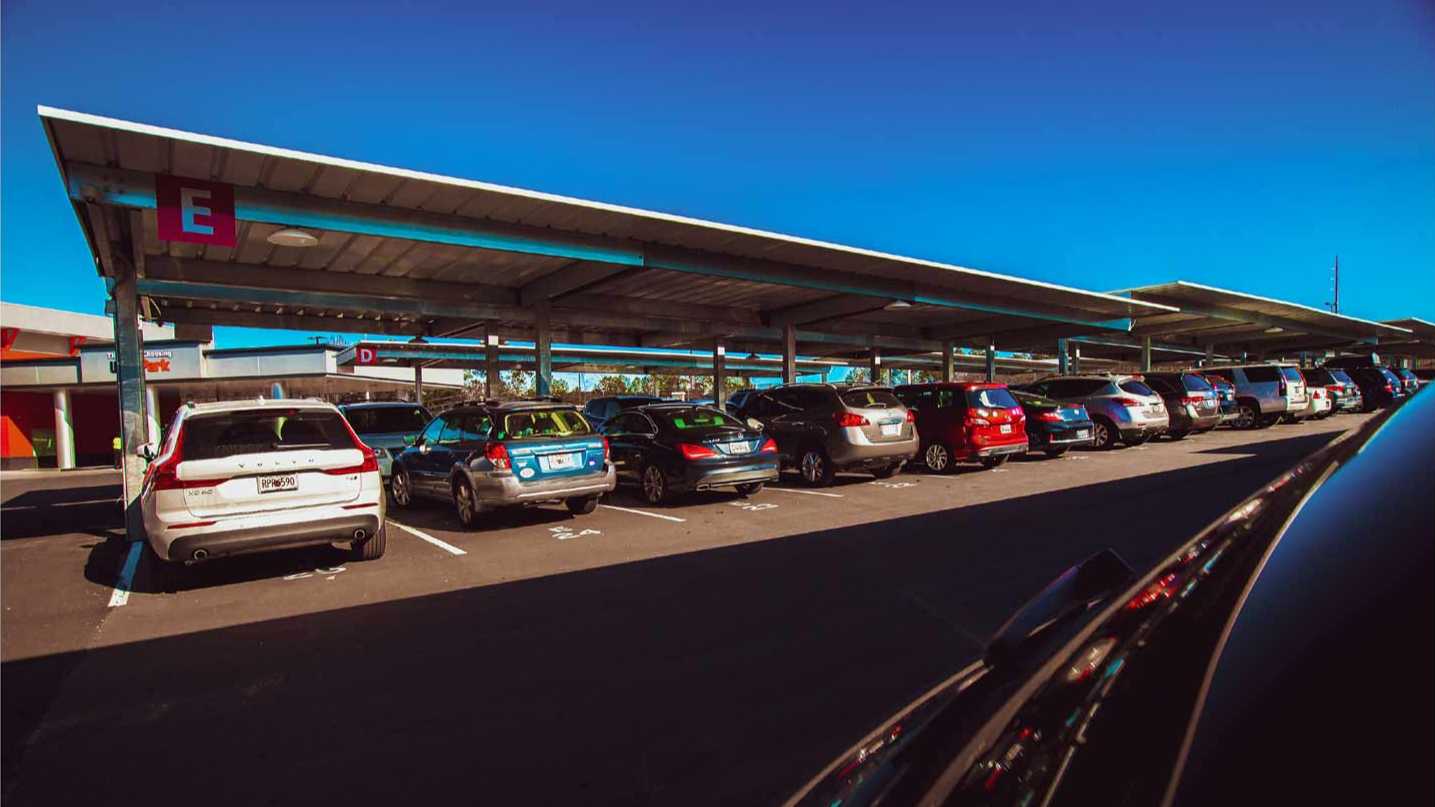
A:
[835,412,870,428]
[1326,384,1342,394]
[968,408,991,426]
[1038,411,1063,422]
[678,442,718,460]
[1311,389,1323,399]
[601,435,610,462]
[1113,397,1141,408]
[758,437,778,454]
[1384,384,1394,393]
[905,409,916,423]
[322,447,380,475]
[1181,395,1204,406]
[485,442,511,470]
[147,428,223,491]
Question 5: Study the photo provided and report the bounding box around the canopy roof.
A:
[41,106,1173,358]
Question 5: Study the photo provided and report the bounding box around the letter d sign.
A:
[156,175,236,246]
[357,347,377,365]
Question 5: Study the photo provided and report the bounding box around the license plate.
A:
[1075,429,1089,439]
[880,422,901,437]
[258,473,297,494]
[999,424,1012,434]
[725,441,751,454]
[542,452,580,471]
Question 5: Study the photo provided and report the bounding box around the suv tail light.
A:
[678,442,718,460]
[601,436,610,462]
[147,428,223,491]
[1112,397,1141,408]
[322,447,380,475]
[905,409,916,423]
[835,412,870,428]
[1384,383,1394,393]
[968,407,992,426]
[758,437,778,454]
[485,442,511,470]
[1181,395,1204,406]
[1038,411,1063,423]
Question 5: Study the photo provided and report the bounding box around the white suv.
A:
[140,399,386,565]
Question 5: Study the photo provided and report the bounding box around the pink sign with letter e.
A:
[155,174,236,246]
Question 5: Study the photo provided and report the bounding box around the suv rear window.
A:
[967,387,1018,408]
[839,388,902,409]
[342,405,429,434]
[1280,367,1304,383]
[1181,374,1213,392]
[1242,366,1280,382]
[498,409,593,439]
[183,409,354,461]
[650,407,743,430]
[1119,380,1157,397]
[1328,369,1354,385]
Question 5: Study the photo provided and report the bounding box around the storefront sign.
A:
[80,344,204,383]
[155,175,236,246]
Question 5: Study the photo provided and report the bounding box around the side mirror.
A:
[984,548,1134,668]
[418,443,431,455]
[135,443,158,461]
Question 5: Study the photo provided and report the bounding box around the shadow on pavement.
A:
[2,424,1347,807]
[0,484,122,541]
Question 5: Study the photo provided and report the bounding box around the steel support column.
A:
[942,340,955,382]
[1205,343,1215,365]
[1072,344,1082,374]
[111,265,148,542]
[413,366,424,404]
[485,332,499,399]
[535,301,553,397]
[145,386,162,445]
[1057,338,1070,375]
[53,389,75,471]
[1140,337,1153,372]
[869,348,883,385]
[984,339,997,382]
[781,324,797,383]
[713,340,727,405]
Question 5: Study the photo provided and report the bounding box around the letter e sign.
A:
[155,175,236,246]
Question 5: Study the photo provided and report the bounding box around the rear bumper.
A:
[1028,422,1094,448]
[151,507,384,562]
[827,434,919,468]
[677,460,780,492]
[970,441,1028,458]
[469,464,617,506]
[1171,410,1222,433]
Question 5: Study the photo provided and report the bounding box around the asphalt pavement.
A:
[0,414,1367,805]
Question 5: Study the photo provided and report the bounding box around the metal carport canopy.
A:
[1375,318,1435,360]
[40,105,1173,358]
[1115,281,1411,356]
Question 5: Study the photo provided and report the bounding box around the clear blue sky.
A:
[4,0,1433,348]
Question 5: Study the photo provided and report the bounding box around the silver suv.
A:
[1203,364,1308,429]
[736,384,918,486]
[1019,374,1169,449]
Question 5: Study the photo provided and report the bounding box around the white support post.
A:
[1057,338,1070,375]
[1140,337,1153,373]
[942,340,955,382]
[984,339,997,382]
[53,390,76,471]
[145,386,162,445]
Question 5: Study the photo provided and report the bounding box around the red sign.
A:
[355,346,378,366]
[155,174,236,246]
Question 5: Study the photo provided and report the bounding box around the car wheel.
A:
[979,454,1009,469]
[1091,418,1117,450]
[565,495,599,515]
[453,478,482,529]
[735,482,764,497]
[924,442,953,474]
[799,448,836,487]
[871,462,901,479]
[641,464,669,505]
[1231,403,1257,429]
[390,467,413,509]
[353,522,386,561]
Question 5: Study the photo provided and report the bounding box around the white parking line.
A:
[598,504,686,523]
[766,486,844,498]
[107,541,143,607]
[389,521,467,555]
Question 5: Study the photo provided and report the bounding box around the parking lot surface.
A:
[1,414,1367,805]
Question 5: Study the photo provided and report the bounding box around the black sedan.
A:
[790,383,1433,806]
[603,403,779,504]
[1011,390,1094,457]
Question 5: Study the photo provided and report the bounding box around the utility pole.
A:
[1326,256,1340,314]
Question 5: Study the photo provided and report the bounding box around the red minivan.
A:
[894,382,1029,472]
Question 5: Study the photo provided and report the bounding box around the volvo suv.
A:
[735,384,918,486]
[1016,375,1168,449]
[1202,363,1307,428]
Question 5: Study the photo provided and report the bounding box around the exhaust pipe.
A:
[191,548,209,562]
[352,528,367,542]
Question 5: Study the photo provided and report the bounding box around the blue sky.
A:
[3,0,1433,350]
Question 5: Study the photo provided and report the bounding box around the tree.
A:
[595,375,630,396]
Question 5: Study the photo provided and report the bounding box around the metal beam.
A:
[145,256,516,307]
[535,301,552,397]
[942,341,955,382]
[518,262,638,307]
[161,306,425,336]
[870,348,884,385]
[782,324,797,384]
[485,331,499,398]
[765,294,891,328]
[1130,292,1366,343]
[1057,338,1070,375]
[713,340,727,406]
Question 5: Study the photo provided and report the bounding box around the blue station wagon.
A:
[388,401,616,528]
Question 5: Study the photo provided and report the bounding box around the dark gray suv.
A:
[736,384,918,486]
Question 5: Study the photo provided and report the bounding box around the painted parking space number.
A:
[727,501,778,512]
[283,565,347,581]
[551,526,602,541]
[870,480,918,489]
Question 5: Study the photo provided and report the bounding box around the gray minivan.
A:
[1203,364,1308,429]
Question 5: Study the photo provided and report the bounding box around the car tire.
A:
[979,454,1009,469]
[565,495,599,515]
[453,478,483,529]
[735,482,764,497]
[641,464,669,505]
[353,522,387,561]
[1091,417,1118,450]
[1231,402,1258,430]
[799,447,836,487]
[1044,447,1069,459]
[924,442,954,474]
[871,462,901,479]
[389,467,414,509]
